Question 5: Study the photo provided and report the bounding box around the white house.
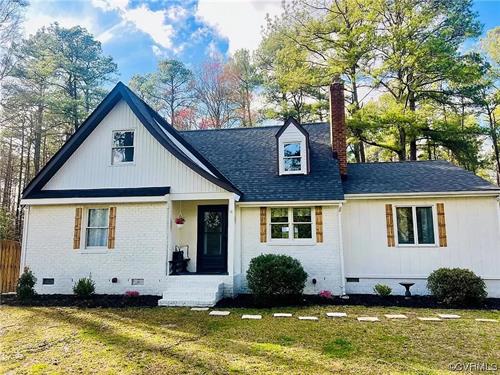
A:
[20,81,500,306]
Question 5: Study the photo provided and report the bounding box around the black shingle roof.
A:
[182,123,499,200]
[344,160,499,194]
[181,123,345,202]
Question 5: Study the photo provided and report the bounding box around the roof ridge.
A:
[180,122,328,133]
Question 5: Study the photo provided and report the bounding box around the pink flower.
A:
[125,290,140,298]
[319,290,333,299]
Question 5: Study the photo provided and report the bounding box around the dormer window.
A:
[112,130,134,164]
[283,143,302,172]
[276,118,309,175]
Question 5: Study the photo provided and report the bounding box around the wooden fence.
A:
[0,240,21,293]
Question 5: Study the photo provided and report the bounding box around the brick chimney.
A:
[329,77,347,178]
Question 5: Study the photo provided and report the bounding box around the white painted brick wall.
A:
[23,203,169,295]
[238,206,343,295]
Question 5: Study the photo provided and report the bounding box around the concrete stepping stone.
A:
[242,314,262,320]
[385,314,408,319]
[273,313,293,318]
[298,316,319,321]
[209,311,230,316]
[417,317,442,321]
[475,318,498,323]
[357,317,379,322]
[437,314,460,319]
[326,312,347,318]
[191,307,209,311]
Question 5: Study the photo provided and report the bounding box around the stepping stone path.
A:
[273,313,293,318]
[357,317,379,322]
[385,314,408,319]
[437,314,460,319]
[475,318,498,323]
[242,314,262,320]
[209,311,230,316]
[326,312,347,318]
[298,316,319,321]
[191,307,209,311]
[417,317,442,321]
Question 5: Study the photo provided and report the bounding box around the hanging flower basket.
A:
[175,216,185,229]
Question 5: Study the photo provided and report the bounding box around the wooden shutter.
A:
[108,207,116,249]
[436,203,447,247]
[385,204,395,247]
[315,206,323,243]
[259,207,267,242]
[73,207,82,249]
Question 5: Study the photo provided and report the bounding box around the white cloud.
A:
[195,0,284,53]
[90,0,175,49]
[167,5,188,21]
[23,1,95,37]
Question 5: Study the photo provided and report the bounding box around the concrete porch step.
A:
[158,278,224,307]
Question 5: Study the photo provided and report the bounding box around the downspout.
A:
[496,195,500,238]
[21,205,30,269]
[337,202,346,295]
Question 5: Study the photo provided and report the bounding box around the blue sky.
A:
[24,0,500,84]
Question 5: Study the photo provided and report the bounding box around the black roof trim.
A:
[22,82,241,199]
[26,187,171,199]
[275,117,310,139]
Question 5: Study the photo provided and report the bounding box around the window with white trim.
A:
[85,208,109,247]
[395,206,435,245]
[270,207,313,240]
[283,142,302,172]
[112,130,134,164]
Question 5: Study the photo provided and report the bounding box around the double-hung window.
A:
[86,208,109,247]
[395,206,435,245]
[283,142,302,172]
[112,130,134,164]
[270,207,313,240]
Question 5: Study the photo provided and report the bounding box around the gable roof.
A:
[22,82,241,199]
[343,160,500,195]
[275,117,310,139]
[181,123,345,202]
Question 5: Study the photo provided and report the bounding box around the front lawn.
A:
[0,305,498,374]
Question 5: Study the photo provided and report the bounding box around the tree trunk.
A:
[408,91,417,160]
[487,108,500,186]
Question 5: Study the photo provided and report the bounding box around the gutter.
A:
[344,191,500,200]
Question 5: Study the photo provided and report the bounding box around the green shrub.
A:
[16,267,37,300]
[73,277,96,298]
[246,254,308,302]
[373,284,392,297]
[427,268,487,306]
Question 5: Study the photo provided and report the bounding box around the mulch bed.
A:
[216,294,500,310]
[0,294,161,308]
[1,293,499,310]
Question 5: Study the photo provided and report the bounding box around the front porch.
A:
[159,194,238,306]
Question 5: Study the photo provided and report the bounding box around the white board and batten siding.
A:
[342,196,500,297]
[43,100,224,195]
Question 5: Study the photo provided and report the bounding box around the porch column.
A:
[227,196,236,278]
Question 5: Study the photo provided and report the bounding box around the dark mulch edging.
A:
[0,294,161,308]
[216,294,500,310]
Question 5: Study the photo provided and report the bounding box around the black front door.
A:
[197,205,228,274]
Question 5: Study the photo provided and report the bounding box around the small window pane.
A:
[396,207,414,244]
[112,147,134,164]
[270,208,288,223]
[271,224,289,239]
[88,209,108,227]
[293,208,311,222]
[284,158,301,171]
[284,143,301,157]
[113,131,134,147]
[86,228,108,247]
[293,224,312,239]
[416,207,435,244]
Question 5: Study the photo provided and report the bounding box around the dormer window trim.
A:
[276,118,310,176]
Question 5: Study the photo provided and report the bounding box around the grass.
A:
[0,305,498,374]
